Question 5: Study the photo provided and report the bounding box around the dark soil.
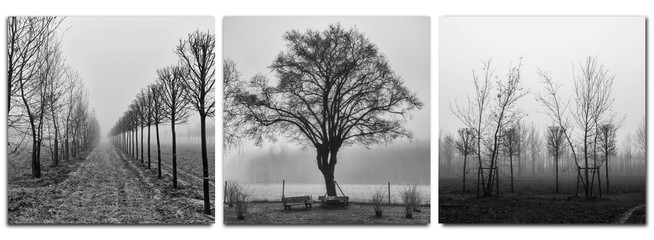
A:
[439,176,645,224]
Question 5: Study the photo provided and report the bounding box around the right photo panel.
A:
[439,16,645,224]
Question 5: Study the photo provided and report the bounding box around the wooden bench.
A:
[318,195,349,206]
[282,195,313,210]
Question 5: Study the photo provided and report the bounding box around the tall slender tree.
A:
[158,65,190,189]
[176,30,215,215]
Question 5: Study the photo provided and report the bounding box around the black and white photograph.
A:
[7,16,216,224]
[223,16,430,224]
[439,16,645,224]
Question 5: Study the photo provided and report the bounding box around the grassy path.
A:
[8,143,212,224]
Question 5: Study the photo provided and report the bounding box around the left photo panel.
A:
[7,16,216,224]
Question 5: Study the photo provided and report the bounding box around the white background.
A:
[1,0,652,239]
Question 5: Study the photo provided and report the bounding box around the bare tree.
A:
[453,59,527,197]
[597,115,622,193]
[149,83,167,179]
[439,132,455,176]
[546,125,566,193]
[158,65,191,189]
[43,38,66,166]
[455,128,476,192]
[129,102,139,160]
[537,56,616,198]
[136,91,148,165]
[176,30,215,215]
[7,17,62,123]
[237,24,422,196]
[528,123,542,176]
[635,116,646,157]
[502,126,520,193]
[451,59,493,195]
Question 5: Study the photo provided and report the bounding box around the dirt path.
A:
[615,203,646,224]
[8,142,212,224]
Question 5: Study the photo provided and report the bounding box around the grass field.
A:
[224,202,430,224]
[8,141,215,224]
[439,175,646,223]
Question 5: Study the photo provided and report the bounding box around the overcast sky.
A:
[59,16,214,134]
[223,16,431,167]
[440,17,645,143]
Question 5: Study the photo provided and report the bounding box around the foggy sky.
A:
[59,16,214,135]
[223,17,431,178]
[439,17,645,143]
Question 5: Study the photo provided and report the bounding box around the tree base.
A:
[375,212,383,218]
[237,215,245,220]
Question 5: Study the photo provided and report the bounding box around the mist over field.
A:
[225,139,429,185]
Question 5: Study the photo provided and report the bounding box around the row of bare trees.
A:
[448,56,641,198]
[8,16,101,178]
[109,30,215,215]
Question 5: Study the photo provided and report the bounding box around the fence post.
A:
[388,182,391,205]
[282,180,285,199]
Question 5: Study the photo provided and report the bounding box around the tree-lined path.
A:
[9,142,212,224]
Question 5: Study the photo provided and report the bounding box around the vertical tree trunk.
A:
[140,126,144,164]
[135,127,138,160]
[31,132,41,178]
[172,115,178,189]
[156,122,162,179]
[555,149,559,193]
[462,154,467,192]
[605,154,610,193]
[510,154,514,193]
[147,124,151,169]
[200,115,211,214]
[322,166,337,196]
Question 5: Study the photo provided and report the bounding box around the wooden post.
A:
[282,180,285,199]
[387,182,391,205]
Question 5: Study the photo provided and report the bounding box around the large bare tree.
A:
[238,24,422,196]
[176,30,215,215]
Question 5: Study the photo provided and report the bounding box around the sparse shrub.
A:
[232,183,251,220]
[225,180,240,207]
[400,184,421,218]
[371,187,387,217]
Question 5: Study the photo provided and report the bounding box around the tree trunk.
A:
[605,154,610,193]
[135,127,138,160]
[200,115,211,215]
[510,154,514,193]
[555,150,559,193]
[31,134,41,178]
[147,124,151,169]
[156,122,161,179]
[171,115,178,189]
[462,154,467,192]
[140,126,144,164]
[322,166,337,196]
